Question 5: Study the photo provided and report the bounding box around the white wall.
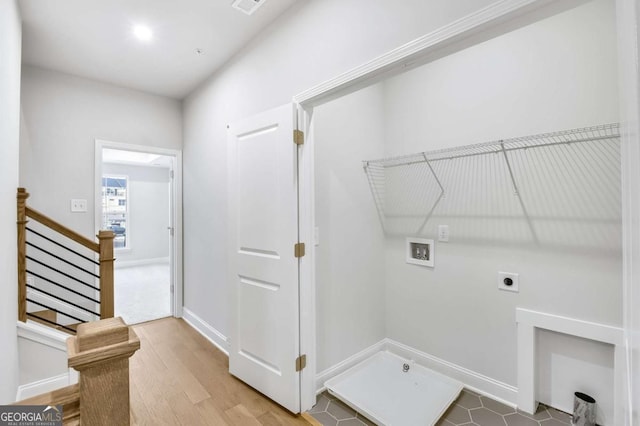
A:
[309,0,620,421]
[183,0,499,358]
[536,329,615,424]
[103,163,171,264]
[0,0,22,404]
[377,0,619,421]
[19,66,182,239]
[617,0,640,423]
[16,322,77,400]
[18,337,67,386]
[182,0,622,419]
[314,85,387,372]
[382,0,619,156]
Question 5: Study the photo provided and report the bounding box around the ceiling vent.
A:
[232,0,266,15]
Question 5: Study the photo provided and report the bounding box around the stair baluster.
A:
[16,187,115,332]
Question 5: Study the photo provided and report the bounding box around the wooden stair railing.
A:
[14,317,141,426]
[17,188,115,331]
[14,384,80,425]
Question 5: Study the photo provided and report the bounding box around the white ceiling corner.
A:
[18,0,298,99]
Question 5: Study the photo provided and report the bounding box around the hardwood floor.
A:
[130,317,312,426]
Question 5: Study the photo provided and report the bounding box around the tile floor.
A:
[308,389,573,426]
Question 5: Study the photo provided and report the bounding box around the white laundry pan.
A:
[325,351,463,426]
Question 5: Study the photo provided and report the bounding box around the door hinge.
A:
[293,129,304,145]
[295,354,307,372]
[294,242,305,258]
[170,169,175,179]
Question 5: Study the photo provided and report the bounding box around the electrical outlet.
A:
[498,271,519,293]
[71,199,87,212]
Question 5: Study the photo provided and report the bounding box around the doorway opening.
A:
[291,0,636,420]
[95,140,183,325]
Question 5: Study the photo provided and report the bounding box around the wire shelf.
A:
[363,123,621,249]
[365,123,619,166]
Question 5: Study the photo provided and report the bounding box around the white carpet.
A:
[114,263,171,325]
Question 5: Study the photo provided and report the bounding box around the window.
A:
[102,175,129,249]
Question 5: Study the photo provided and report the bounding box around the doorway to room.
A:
[95,140,183,325]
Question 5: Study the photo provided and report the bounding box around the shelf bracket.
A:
[500,143,539,244]
[363,161,387,231]
[416,153,445,234]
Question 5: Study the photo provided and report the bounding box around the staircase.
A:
[17,187,115,332]
[14,317,140,425]
[14,188,141,425]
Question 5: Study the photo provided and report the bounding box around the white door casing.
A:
[293,0,638,414]
[94,140,184,318]
[227,104,301,413]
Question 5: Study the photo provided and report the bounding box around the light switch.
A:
[438,225,449,242]
[71,199,87,212]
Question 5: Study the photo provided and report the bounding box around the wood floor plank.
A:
[225,404,263,426]
[256,411,283,426]
[164,354,211,404]
[130,337,182,425]
[195,397,235,425]
[132,374,181,425]
[130,378,153,426]
[172,346,237,410]
[142,330,211,403]
[300,413,323,426]
[167,391,210,426]
[129,318,312,426]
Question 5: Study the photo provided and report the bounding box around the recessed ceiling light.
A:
[133,25,153,42]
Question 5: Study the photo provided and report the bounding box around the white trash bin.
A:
[571,392,596,426]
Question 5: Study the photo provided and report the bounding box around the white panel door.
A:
[228,104,300,413]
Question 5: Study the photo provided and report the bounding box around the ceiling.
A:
[19,0,298,99]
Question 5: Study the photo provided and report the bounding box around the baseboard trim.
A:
[315,338,518,408]
[16,371,77,401]
[26,288,96,325]
[182,307,229,356]
[115,257,170,269]
[315,339,387,394]
[17,320,70,351]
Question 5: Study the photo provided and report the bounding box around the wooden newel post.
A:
[67,317,140,426]
[98,230,115,319]
[17,188,30,322]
